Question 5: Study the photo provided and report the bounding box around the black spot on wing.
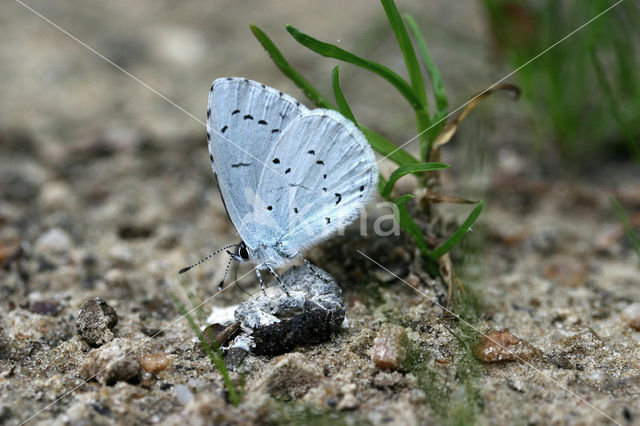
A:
[335,193,342,205]
[272,158,280,164]
[206,108,211,119]
[258,120,268,125]
[325,217,331,224]
[294,207,298,213]
[285,168,291,174]
[232,109,240,115]
[323,174,327,179]
[243,114,253,120]
[271,129,280,134]
[221,125,228,133]
[209,153,213,162]
[267,205,273,211]
[307,150,315,155]
[316,160,324,165]
[360,185,365,191]
[231,162,251,168]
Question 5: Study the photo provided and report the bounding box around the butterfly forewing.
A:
[208,78,307,247]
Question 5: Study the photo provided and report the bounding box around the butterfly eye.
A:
[239,243,249,260]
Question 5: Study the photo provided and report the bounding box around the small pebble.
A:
[543,257,588,287]
[140,353,173,374]
[0,241,20,266]
[79,338,140,385]
[473,329,540,363]
[621,303,640,331]
[372,323,411,371]
[109,244,134,268]
[259,352,322,400]
[27,300,62,316]
[35,228,72,256]
[76,297,118,346]
[174,384,194,405]
[224,347,248,372]
[373,371,405,388]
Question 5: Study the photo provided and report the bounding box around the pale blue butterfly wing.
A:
[255,109,378,254]
[208,78,378,262]
[207,78,307,248]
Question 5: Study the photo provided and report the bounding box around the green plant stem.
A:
[170,292,241,406]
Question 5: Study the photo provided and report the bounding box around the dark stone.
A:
[224,347,248,371]
[27,300,62,316]
[76,297,118,346]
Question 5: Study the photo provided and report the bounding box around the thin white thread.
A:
[357,250,622,426]
[12,0,283,178]
[378,0,625,164]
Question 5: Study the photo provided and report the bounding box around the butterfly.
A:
[180,78,378,292]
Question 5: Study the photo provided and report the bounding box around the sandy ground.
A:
[1,0,639,425]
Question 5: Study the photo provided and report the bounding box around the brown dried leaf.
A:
[432,82,521,151]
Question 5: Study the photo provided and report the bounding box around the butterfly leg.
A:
[254,268,267,295]
[265,264,291,297]
[297,253,328,283]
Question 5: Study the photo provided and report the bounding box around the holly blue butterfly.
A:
[180,77,378,291]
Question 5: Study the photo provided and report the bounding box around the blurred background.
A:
[2,1,640,424]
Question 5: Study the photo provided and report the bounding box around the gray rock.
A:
[174,384,194,405]
[76,297,118,346]
[224,347,248,372]
[234,265,345,355]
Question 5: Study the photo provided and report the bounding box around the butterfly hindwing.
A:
[255,109,378,252]
[208,78,307,247]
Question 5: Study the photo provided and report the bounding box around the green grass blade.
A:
[381,0,427,108]
[360,125,419,166]
[250,24,333,109]
[381,162,449,198]
[395,194,429,256]
[331,66,357,124]
[611,196,640,260]
[178,276,207,324]
[169,292,241,406]
[286,25,426,111]
[591,48,640,164]
[429,201,484,260]
[404,14,448,117]
[378,173,389,197]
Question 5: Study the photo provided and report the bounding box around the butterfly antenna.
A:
[179,244,238,274]
[217,255,235,290]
